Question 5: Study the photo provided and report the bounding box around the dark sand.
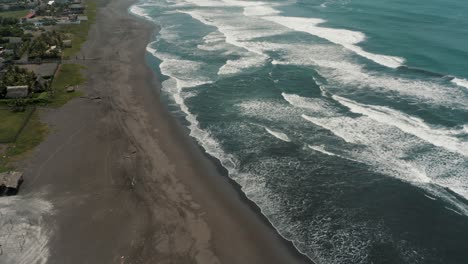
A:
[10,0,314,263]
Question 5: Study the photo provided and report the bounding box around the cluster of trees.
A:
[28,31,63,59]
[0,16,23,37]
[0,17,19,26]
[35,3,68,16]
[0,0,36,11]
[0,65,36,97]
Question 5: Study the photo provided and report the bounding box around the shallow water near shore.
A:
[130,0,468,263]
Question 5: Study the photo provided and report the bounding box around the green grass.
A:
[0,108,32,142]
[0,10,29,19]
[49,63,85,107]
[61,1,97,58]
[0,111,48,172]
[0,63,86,171]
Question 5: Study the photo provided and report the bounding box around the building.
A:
[25,11,36,19]
[69,4,85,14]
[5,86,29,98]
[77,15,87,21]
[33,75,48,92]
[6,37,22,44]
[0,171,23,196]
[63,39,72,47]
[20,62,59,79]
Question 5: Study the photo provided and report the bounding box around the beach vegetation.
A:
[60,1,97,58]
[0,10,29,19]
[0,66,36,98]
[48,63,85,107]
[0,16,23,37]
[0,111,47,172]
[27,31,63,59]
[0,107,31,141]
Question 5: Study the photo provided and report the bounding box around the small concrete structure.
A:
[63,39,72,47]
[0,171,23,196]
[6,86,29,98]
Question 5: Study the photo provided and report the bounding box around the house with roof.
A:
[69,3,85,14]
[5,85,29,98]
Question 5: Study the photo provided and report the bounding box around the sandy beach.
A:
[1,0,313,263]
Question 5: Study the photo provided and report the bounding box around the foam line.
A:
[262,16,405,68]
[424,194,437,200]
[266,43,468,108]
[243,5,280,16]
[179,10,272,75]
[265,127,291,142]
[452,78,468,89]
[299,109,468,215]
[445,207,463,216]
[282,93,334,115]
[308,145,336,156]
[332,95,468,157]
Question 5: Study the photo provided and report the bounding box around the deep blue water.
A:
[130,0,468,263]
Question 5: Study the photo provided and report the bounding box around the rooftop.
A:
[20,62,59,78]
[0,171,23,189]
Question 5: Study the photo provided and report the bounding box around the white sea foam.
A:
[308,144,336,156]
[149,49,238,173]
[197,31,228,51]
[243,5,280,16]
[305,114,425,182]
[262,16,405,68]
[266,42,468,108]
[158,26,184,43]
[181,3,466,109]
[282,92,334,115]
[145,44,157,55]
[332,95,468,157]
[134,1,468,262]
[265,127,291,142]
[181,0,229,7]
[301,111,468,203]
[0,195,53,264]
[287,93,466,191]
[445,207,463,216]
[452,78,468,89]
[244,93,468,210]
[424,194,437,200]
[129,4,153,20]
[179,9,287,75]
[218,56,267,75]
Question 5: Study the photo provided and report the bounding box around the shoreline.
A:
[130,4,315,263]
[7,0,315,263]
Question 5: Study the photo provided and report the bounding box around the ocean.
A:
[129,0,468,263]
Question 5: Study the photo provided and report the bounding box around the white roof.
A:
[48,0,55,5]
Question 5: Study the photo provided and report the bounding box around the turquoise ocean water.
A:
[130,0,468,263]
